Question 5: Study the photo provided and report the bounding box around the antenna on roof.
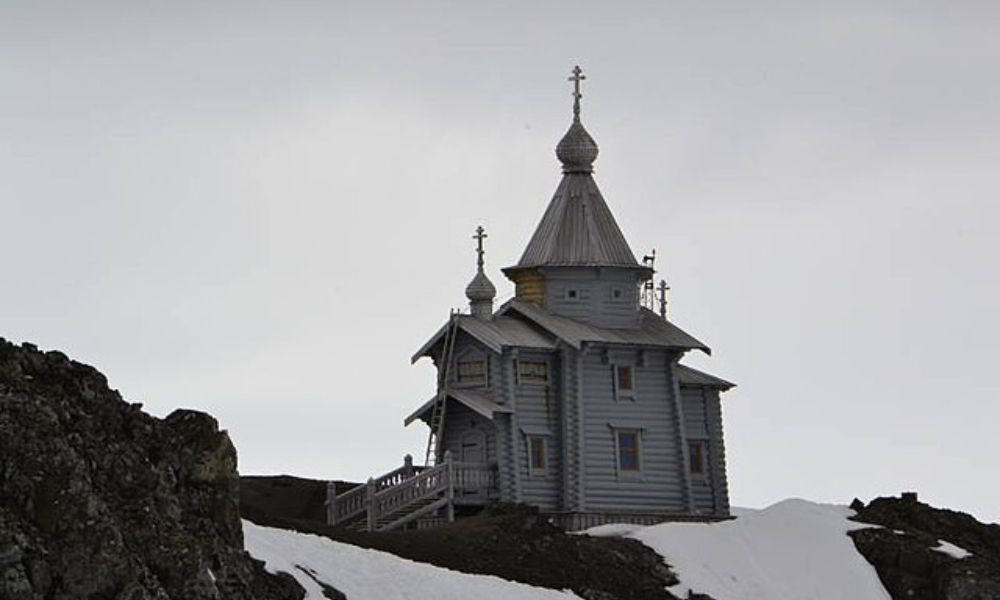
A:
[641,250,657,311]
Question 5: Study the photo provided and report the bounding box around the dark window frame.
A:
[612,363,635,401]
[516,359,549,385]
[613,428,643,477]
[456,357,488,385]
[527,435,548,475]
[689,440,708,476]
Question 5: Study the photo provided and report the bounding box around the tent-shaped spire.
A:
[505,66,643,273]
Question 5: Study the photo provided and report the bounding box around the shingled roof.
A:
[500,299,710,354]
[509,173,644,270]
[411,314,556,364]
[504,76,646,274]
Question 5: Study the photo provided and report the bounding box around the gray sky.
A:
[3,1,999,523]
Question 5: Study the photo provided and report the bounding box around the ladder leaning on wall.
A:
[424,310,459,467]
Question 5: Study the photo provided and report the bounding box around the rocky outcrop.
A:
[0,338,303,600]
[850,494,1000,600]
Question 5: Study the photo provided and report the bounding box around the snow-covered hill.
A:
[244,520,582,600]
[245,500,897,600]
[586,499,890,600]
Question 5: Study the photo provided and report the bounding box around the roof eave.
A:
[411,320,450,364]
[411,317,507,364]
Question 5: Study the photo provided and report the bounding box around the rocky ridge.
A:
[0,338,302,600]
[851,494,1000,600]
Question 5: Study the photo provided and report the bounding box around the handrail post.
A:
[404,453,414,479]
[366,477,376,532]
[444,451,455,523]
[326,481,338,526]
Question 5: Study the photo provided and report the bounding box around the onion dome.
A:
[556,65,599,173]
[466,226,496,319]
[556,119,599,173]
[465,270,497,302]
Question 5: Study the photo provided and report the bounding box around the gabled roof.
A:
[411,314,556,364]
[676,364,736,390]
[507,173,645,272]
[404,388,513,426]
[500,299,710,354]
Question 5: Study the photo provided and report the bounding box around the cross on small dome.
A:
[466,226,497,304]
[556,65,599,173]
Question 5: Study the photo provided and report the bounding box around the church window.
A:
[613,364,634,400]
[689,441,707,476]
[566,288,579,300]
[615,429,641,473]
[527,436,547,473]
[457,358,487,384]
[517,360,549,384]
[611,286,625,302]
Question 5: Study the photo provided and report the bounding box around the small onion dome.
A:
[556,119,599,173]
[465,270,496,302]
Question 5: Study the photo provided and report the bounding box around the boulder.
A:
[0,338,303,600]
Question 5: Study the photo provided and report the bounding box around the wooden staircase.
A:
[326,453,497,532]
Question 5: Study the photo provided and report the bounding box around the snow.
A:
[245,499,897,600]
[243,520,582,600]
[624,499,891,600]
[933,540,973,559]
[576,522,642,538]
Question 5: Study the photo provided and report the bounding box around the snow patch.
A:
[933,540,972,560]
[243,520,582,600]
[630,499,891,600]
[576,523,643,538]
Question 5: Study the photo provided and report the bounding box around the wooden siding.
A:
[432,319,729,518]
[668,355,696,513]
[705,388,731,516]
[579,347,687,513]
[681,387,714,513]
[511,269,545,305]
[440,401,498,465]
[560,344,583,511]
[500,350,522,502]
[445,335,495,391]
[543,268,642,329]
[512,350,562,511]
[552,511,731,531]
[681,388,709,439]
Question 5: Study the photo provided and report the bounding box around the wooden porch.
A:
[325,452,498,532]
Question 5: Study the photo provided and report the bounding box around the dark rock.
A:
[0,337,304,600]
[850,494,1000,600]
[240,475,357,526]
[293,565,347,600]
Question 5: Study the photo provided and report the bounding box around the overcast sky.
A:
[3,1,998,523]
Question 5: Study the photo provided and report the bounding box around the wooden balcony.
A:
[326,453,498,532]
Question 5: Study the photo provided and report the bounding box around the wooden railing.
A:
[374,455,426,492]
[326,453,497,531]
[452,461,498,494]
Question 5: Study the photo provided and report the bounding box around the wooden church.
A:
[327,67,735,531]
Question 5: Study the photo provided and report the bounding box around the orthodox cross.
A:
[569,65,586,119]
[473,226,487,271]
[658,279,670,320]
